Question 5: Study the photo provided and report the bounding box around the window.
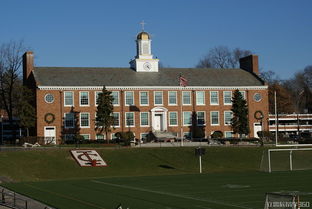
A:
[95,91,101,105]
[45,94,54,103]
[140,133,149,140]
[112,112,120,127]
[169,112,178,126]
[81,134,90,140]
[223,91,232,105]
[80,92,89,106]
[210,91,219,105]
[64,134,75,141]
[111,133,118,140]
[239,91,246,100]
[196,91,205,105]
[125,112,135,127]
[80,113,90,128]
[224,111,233,125]
[225,131,233,138]
[183,111,192,126]
[140,112,149,126]
[112,91,119,105]
[125,91,134,106]
[64,113,74,128]
[154,91,163,105]
[183,132,191,139]
[140,91,149,106]
[210,111,219,125]
[197,111,205,125]
[168,91,177,105]
[182,91,191,105]
[96,134,105,140]
[64,92,73,106]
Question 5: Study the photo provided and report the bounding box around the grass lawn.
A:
[1,147,312,209]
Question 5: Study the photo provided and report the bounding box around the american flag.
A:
[179,75,188,87]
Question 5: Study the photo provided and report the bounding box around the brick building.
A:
[23,31,269,144]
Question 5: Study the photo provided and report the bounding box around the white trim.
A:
[224,111,233,126]
[140,112,150,127]
[125,91,134,106]
[224,131,233,138]
[139,91,149,106]
[210,111,219,126]
[168,91,177,106]
[168,111,178,126]
[196,91,205,106]
[182,91,192,106]
[112,91,120,106]
[140,133,149,140]
[125,112,135,127]
[223,91,232,105]
[38,85,268,90]
[64,91,74,107]
[183,111,192,126]
[112,112,120,128]
[80,112,90,128]
[210,91,219,105]
[79,91,89,106]
[95,91,101,106]
[96,134,105,140]
[44,93,55,104]
[196,111,206,126]
[154,91,163,106]
[80,134,90,140]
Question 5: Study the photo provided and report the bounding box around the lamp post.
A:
[0,115,3,145]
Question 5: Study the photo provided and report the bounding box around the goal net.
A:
[260,148,312,172]
[264,192,299,209]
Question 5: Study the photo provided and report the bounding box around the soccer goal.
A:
[264,192,300,209]
[260,148,312,172]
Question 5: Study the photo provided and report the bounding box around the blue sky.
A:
[1,0,311,80]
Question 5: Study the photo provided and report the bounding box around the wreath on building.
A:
[44,113,55,124]
[254,110,264,120]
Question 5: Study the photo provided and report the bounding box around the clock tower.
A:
[130,30,159,72]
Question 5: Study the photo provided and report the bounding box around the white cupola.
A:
[130,26,159,72]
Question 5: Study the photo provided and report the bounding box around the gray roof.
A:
[33,67,265,87]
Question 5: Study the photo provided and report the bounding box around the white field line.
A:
[91,180,252,209]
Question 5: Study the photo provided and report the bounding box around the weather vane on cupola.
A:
[140,20,146,31]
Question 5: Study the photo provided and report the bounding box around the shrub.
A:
[211,131,223,139]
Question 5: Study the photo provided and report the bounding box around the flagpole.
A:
[180,86,184,147]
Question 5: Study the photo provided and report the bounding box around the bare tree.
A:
[196,46,252,69]
[0,41,28,121]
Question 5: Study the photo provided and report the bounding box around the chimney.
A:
[239,55,259,75]
[23,51,34,85]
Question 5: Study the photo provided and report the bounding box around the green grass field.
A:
[1,147,312,209]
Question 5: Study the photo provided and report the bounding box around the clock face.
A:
[143,62,152,70]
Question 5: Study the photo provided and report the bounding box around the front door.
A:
[154,114,163,131]
[44,126,56,144]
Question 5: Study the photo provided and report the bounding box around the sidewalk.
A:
[0,186,54,209]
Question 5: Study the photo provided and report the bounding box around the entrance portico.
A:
[151,107,168,132]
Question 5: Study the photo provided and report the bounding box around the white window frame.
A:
[196,111,206,126]
[95,91,101,106]
[79,91,89,106]
[239,91,246,100]
[139,91,149,106]
[81,134,90,140]
[125,91,134,106]
[183,111,192,126]
[210,91,219,105]
[224,111,233,126]
[183,132,191,139]
[196,91,205,105]
[125,112,135,127]
[182,91,191,105]
[80,112,90,128]
[112,112,120,128]
[168,91,177,106]
[154,91,163,105]
[210,111,219,126]
[64,91,74,107]
[140,133,149,140]
[168,111,178,126]
[64,113,75,128]
[112,91,120,106]
[111,133,118,140]
[223,91,232,105]
[140,112,150,127]
[96,134,105,140]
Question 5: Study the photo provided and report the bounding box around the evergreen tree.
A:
[95,86,114,142]
[231,90,249,137]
